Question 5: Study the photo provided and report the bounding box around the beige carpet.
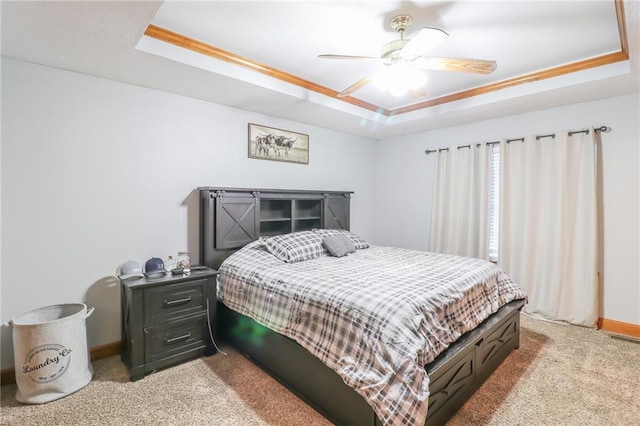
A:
[1,315,639,425]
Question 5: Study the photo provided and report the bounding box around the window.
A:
[488,145,500,261]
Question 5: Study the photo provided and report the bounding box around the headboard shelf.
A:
[199,187,353,269]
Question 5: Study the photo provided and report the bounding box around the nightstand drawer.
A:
[145,279,207,323]
[146,314,208,363]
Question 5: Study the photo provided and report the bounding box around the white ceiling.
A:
[2,1,639,139]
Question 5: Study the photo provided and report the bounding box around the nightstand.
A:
[119,268,218,381]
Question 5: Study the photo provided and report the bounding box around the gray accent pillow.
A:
[314,228,369,249]
[322,235,356,258]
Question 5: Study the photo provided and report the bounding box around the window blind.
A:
[488,145,500,261]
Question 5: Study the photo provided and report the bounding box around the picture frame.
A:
[248,123,309,164]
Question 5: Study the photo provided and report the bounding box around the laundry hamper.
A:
[10,303,94,404]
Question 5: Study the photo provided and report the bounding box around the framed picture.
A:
[248,123,309,164]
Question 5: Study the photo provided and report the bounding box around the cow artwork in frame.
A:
[248,123,309,164]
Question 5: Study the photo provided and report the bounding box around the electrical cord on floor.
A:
[206,298,227,356]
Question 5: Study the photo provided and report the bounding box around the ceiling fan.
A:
[319,15,497,97]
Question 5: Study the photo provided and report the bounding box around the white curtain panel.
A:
[499,130,598,327]
[429,143,490,259]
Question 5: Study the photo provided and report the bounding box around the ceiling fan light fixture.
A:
[413,57,431,69]
[408,70,427,91]
[373,63,426,96]
[389,81,407,97]
[321,13,495,98]
[372,68,391,91]
[399,27,449,60]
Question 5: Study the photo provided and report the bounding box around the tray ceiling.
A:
[2,1,638,139]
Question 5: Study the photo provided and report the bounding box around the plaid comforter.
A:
[218,241,527,425]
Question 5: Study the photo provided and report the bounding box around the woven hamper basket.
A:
[10,303,94,404]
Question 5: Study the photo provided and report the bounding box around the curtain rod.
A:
[424,125,611,155]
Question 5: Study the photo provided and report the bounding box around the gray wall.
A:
[0,58,377,369]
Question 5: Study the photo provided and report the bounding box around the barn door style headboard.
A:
[198,187,353,269]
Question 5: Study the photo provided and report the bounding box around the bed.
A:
[199,187,527,425]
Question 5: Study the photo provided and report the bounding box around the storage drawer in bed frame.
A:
[424,303,522,425]
[219,298,525,426]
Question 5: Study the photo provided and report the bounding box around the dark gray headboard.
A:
[198,187,352,269]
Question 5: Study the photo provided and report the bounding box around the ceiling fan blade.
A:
[414,57,497,74]
[319,54,382,61]
[337,75,373,97]
[400,27,449,60]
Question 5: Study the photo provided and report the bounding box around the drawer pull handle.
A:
[164,332,192,344]
[164,296,192,306]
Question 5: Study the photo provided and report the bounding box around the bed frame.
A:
[199,187,526,425]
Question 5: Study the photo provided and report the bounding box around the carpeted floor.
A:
[1,315,639,425]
